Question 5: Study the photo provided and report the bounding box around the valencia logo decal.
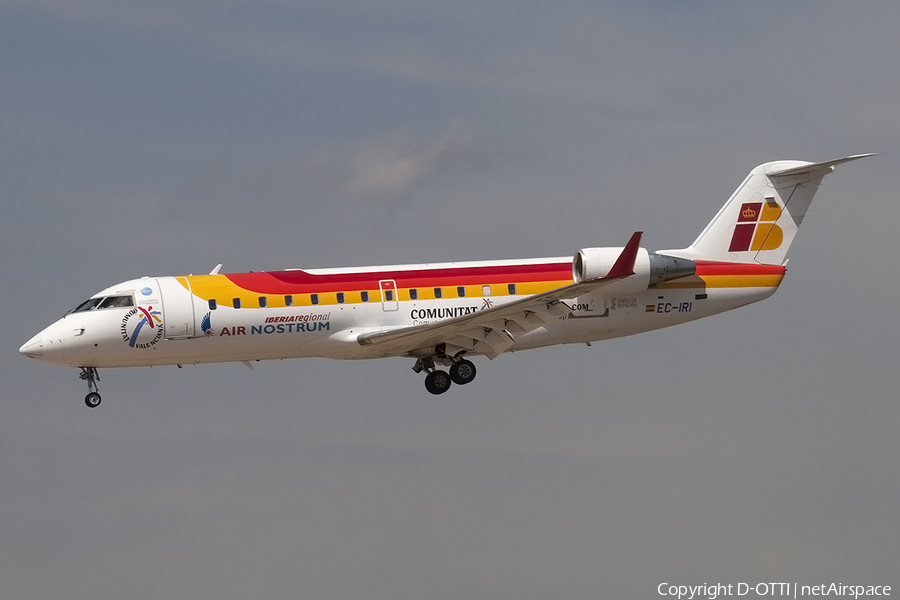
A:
[120,306,163,348]
[729,200,784,252]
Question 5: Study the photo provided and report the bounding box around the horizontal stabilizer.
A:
[766,153,877,178]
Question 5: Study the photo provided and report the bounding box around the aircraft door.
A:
[379,279,399,312]
[156,277,197,339]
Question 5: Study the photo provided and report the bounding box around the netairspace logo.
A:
[657,582,891,600]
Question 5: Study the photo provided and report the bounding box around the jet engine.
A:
[573,247,695,293]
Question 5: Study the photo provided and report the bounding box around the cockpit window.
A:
[67,295,134,314]
[99,295,134,309]
[68,298,103,314]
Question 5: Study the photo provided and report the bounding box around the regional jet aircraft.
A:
[20,155,873,407]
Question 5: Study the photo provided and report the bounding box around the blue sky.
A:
[2,2,898,598]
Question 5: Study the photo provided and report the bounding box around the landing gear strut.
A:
[413,353,477,395]
[79,367,101,408]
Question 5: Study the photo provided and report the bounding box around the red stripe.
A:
[222,260,783,294]
[695,261,786,276]
[227,262,573,294]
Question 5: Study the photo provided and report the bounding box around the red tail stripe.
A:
[695,261,786,276]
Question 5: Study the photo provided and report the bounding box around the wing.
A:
[357,232,643,359]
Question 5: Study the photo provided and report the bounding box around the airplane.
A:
[20,154,873,407]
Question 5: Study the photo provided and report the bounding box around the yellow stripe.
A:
[655,273,784,289]
[182,276,572,309]
[185,271,783,308]
[704,274,784,288]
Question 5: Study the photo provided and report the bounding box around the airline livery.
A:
[20,155,872,407]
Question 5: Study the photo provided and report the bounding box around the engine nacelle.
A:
[573,248,695,294]
[573,246,651,293]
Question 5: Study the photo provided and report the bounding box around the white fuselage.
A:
[20,255,781,369]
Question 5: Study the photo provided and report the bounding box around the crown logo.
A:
[742,207,757,219]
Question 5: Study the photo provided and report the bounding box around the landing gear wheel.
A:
[424,370,452,395]
[85,392,102,408]
[450,359,477,385]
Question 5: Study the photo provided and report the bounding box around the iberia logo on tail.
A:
[729,200,784,252]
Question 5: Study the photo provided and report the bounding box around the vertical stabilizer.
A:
[664,154,874,265]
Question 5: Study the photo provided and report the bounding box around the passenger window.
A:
[361,291,369,302]
[285,295,293,306]
[385,290,394,302]
[337,292,345,304]
[409,289,418,300]
[209,299,217,310]
[233,298,241,309]
[508,283,516,295]
[434,288,442,299]
[457,286,466,298]
[311,294,319,305]
[482,285,491,296]
[259,297,267,308]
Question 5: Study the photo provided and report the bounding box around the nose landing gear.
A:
[79,367,101,408]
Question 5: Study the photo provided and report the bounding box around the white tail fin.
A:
[665,154,874,265]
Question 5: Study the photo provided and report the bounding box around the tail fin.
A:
[666,154,874,265]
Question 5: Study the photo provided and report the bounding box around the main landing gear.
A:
[413,354,477,395]
[79,367,101,408]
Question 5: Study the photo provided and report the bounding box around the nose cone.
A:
[20,321,67,364]
[19,333,44,359]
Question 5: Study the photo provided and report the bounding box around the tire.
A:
[425,370,452,395]
[450,359,477,385]
[85,392,102,408]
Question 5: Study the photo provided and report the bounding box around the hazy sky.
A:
[2,2,898,599]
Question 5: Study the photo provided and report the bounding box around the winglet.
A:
[604,231,642,279]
